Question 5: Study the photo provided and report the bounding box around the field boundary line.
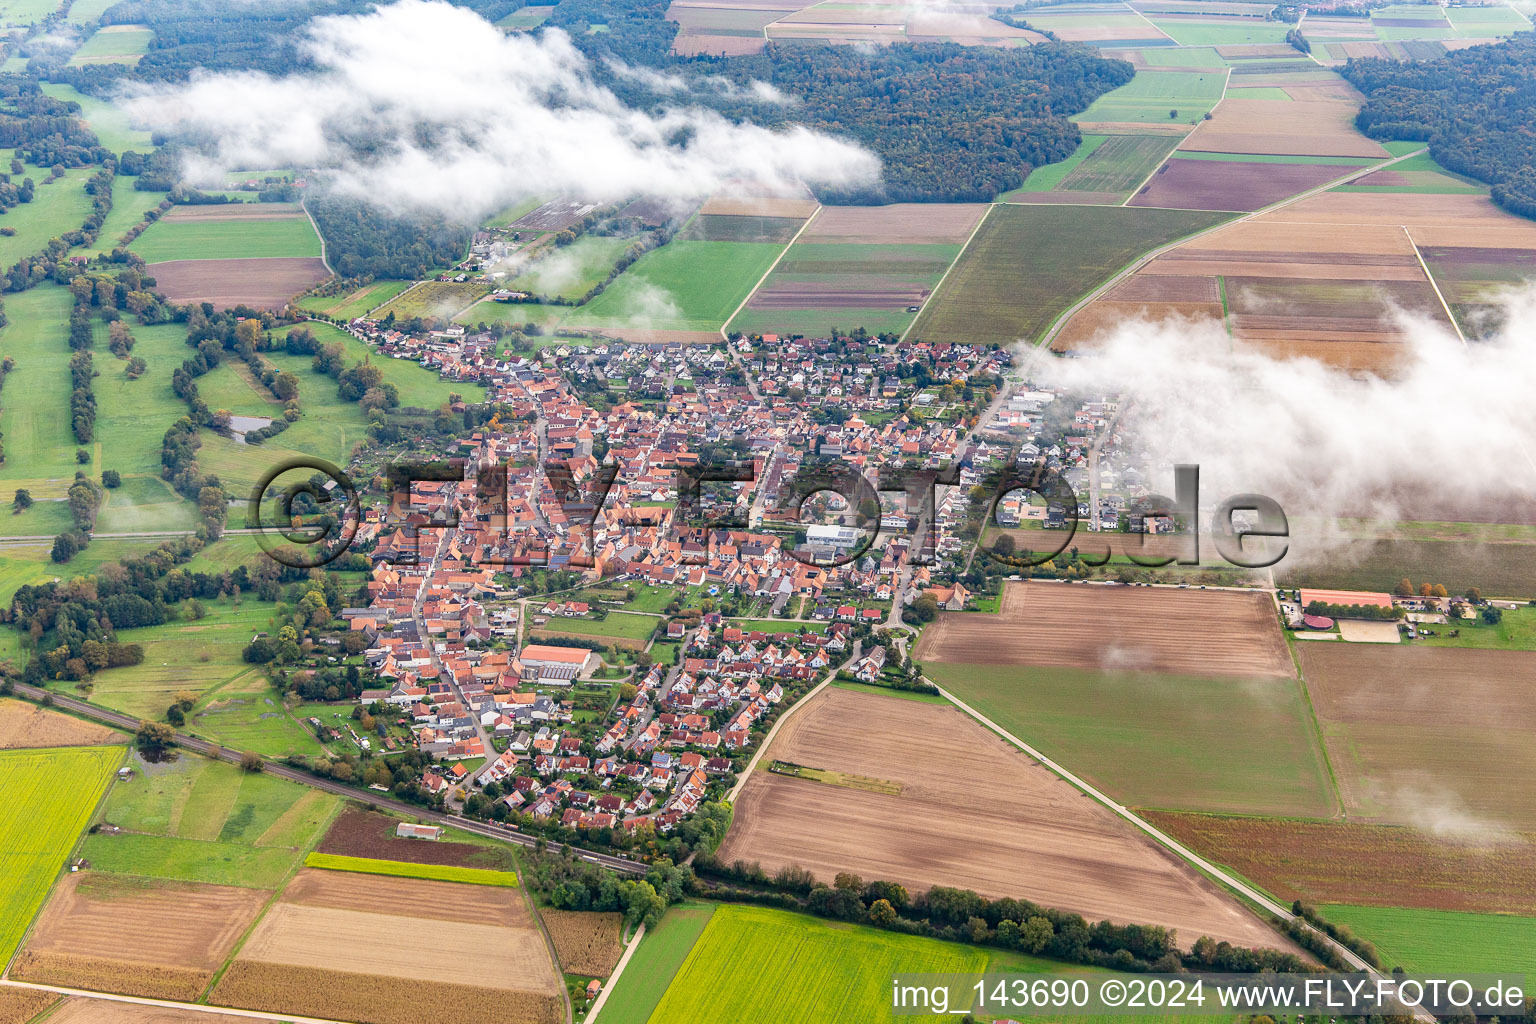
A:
[900,202,994,343]
[1123,0,1176,42]
[1402,225,1466,347]
[1034,144,1430,350]
[584,921,647,1023]
[718,204,822,340]
[0,981,359,1024]
[1120,138,1185,208]
[925,679,1385,976]
[299,196,332,276]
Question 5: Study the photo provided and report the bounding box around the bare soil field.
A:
[280,867,522,925]
[1052,299,1224,350]
[673,32,767,54]
[1130,158,1356,211]
[541,909,624,976]
[159,205,302,221]
[509,198,602,232]
[14,873,267,999]
[1225,276,1452,335]
[719,687,1288,950]
[801,203,986,244]
[1269,193,1536,249]
[214,963,563,1024]
[44,998,278,1024]
[0,699,118,748]
[665,1,787,30]
[913,581,1293,678]
[1106,274,1221,303]
[0,988,56,1024]
[148,258,328,309]
[1147,811,1536,914]
[317,808,518,870]
[905,11,1040,40]
[1181,99,1388,157]
[700,196,819,218]
[1297,644,1536,830]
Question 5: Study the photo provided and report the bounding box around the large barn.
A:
[516,644,597,686]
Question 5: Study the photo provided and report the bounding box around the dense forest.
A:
[1344,34,1536,219]
[306,196,472,279]
[550,0,1134,203]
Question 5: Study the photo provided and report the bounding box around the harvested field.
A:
[541,908,624,976]
[0,698,118,748]
[700,196,818,218]
[317,807,519,870]
[281,868,526,926]
[1298,643,1536,830]
[801,203,986,244]
[1225,276,1452,335]
[509,198,602,232]
[1130,157,1358,211]
[0,988,55,1024]
[147,258,328,309]
[213,962,563,1024]
[1052,299,1224,349]
[42,998,273,1024]
[8,953,208,1002]
[913,580,1292,677]
[1058,134,1182,194]
[1181,99,1388,157]
[720,687,1288,950]
[666,1,786,31]
[684,213,805,244]
[1106,274,1220,302]
[15,873,267,999]
[1147,811,1536,915]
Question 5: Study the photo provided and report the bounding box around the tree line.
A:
[1344,35,1536,219]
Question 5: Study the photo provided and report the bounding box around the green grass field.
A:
[0,0,60,28]
[1136,46,1227,68]
[0,541,161,614]
[296,280,411,320]
[598,902,716,1024]
[188,669,330,759]
[1013,134,1109,194]
[0,287,89,499]
[85,751,336,888]
[87,177,168,256]
[305,852,520,887]
[910,205,1228,346]
[67,24,153,65]
[87,600,282,720]
[536,611,658,642]
[1320,905,1536,974]
[1056,134,1182,193]
[926,663,1336,817]
[1072,70,1228,125]
[39,83,154,154]
[569,240,784,333]
[91,321,200,511]
[642,904,1075,1024]
[66,0,120,22]
[130,216,322,263]
[0,745,123,964]
[513,234,643,299]
[1147,18,1295,45]
[299,322,481,407]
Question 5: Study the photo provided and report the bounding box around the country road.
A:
[11,682,647,876]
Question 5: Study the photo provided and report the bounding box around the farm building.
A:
[517,644,598,685]
[395,822,442,840]
[1299,589,1393,610]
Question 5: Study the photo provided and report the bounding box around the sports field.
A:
[567,240,784,333]
[0,745,123,964]
[910,205,1227,345]
[1073,70,1227,125]
[643,904,1072,1024]
[83,751,336,889]
[1318,904,1536,974]
[130,215,322,262]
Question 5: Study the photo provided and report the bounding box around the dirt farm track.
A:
[914,581,1293,678]
[718,686,1289,951]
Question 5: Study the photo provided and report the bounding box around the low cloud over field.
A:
[120,0,878,221]
[1038,285,1536,548]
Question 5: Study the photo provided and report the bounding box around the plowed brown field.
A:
[801,203,987,244]
[1297,644,1536,829]
[317,808,518,869]
[213,962,563,1024]
[1147,811,1536,914]
[913,581,1293,677]
[719,687,1289,951]
[1181,99,1387,157]
[148,258,328,309]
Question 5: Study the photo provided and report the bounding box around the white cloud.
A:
[119,0,878,222]
[1036,285,1536,564]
